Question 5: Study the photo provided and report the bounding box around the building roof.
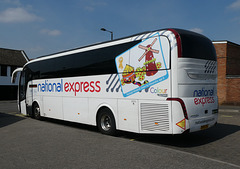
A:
[213,40,240,47]
[0,48,29,66]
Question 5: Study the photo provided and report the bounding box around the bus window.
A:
[176,29,216,61]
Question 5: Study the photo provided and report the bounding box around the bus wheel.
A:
[33,103,41,120]
[97,108,116,136]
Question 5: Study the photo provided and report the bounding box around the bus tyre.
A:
[97,108,116,136]
[33,103,41,120]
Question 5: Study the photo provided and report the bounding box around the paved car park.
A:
[0,101,240,169]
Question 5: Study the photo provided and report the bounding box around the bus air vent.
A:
[140,103,169,131]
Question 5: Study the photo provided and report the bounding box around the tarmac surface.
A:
[0,101,240,169]
[219,105,240,113]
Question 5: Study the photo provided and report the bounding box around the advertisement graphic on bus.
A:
[115,33,169,97]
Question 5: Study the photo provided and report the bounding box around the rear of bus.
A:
[169,29,218,134]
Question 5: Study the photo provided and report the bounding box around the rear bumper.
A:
[189,114,218,132]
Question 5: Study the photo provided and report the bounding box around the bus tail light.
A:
[167,98,188,120]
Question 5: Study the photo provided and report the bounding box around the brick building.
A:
[0,48,28,100]
[213,41,240,105]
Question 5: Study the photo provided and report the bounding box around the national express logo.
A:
[37,79,101,96]
[193,87,215,106]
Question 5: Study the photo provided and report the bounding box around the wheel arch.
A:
[96,104,117,128]
[32,100,41,115]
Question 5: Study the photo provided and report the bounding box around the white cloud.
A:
[228,0,240,10]
[231,16,240,23]
[84,6,95,12]
[40,29,61,36]
[0,7,42,23]
[1,0,21,5]
[189,28,203,34]
[83,1,107,12]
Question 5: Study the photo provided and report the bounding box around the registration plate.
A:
[201,124,209,130]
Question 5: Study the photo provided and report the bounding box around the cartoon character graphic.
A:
[138,38,159,76]
[121,64,148,87]
[122,64,135,84]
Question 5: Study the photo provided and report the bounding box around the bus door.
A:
[18,71,27,115]
[11,68,27,115]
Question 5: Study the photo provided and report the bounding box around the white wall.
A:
[0,65,19,86]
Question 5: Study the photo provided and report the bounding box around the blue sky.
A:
[0,0,240,59]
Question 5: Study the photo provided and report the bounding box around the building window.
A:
[1,65,8,76]
[11,66,17,76]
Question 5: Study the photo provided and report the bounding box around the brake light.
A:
[168,29,182,58]
[167,98,188,120]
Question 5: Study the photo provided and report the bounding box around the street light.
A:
[101,28,113,40]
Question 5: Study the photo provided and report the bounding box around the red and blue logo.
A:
[37,79,101,96]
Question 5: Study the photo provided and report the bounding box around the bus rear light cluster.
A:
[167,98,189,120]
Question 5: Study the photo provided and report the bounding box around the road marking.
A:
[14,114,26,118]
[221,115,233,118]
[5,112,26,118]
[219,109,239,113]
[133,140,240,168]
[180,150,240,168]
[160,144,240,168]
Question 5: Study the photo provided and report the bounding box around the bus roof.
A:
[28,28,214,65]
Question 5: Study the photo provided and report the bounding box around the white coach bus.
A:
[12,28,218,135]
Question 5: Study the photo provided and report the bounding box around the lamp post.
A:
[100,28,113,40]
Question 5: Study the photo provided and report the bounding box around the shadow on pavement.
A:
[41,117,99,132]
[40,116,240,148]
[120,123,240,147]
[0,112,25,128]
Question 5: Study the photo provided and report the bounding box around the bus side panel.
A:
[118,99,139,133]
[43,96,63,120]
[63,97,89,124]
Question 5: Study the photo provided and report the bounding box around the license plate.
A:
[201,125,209,130]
